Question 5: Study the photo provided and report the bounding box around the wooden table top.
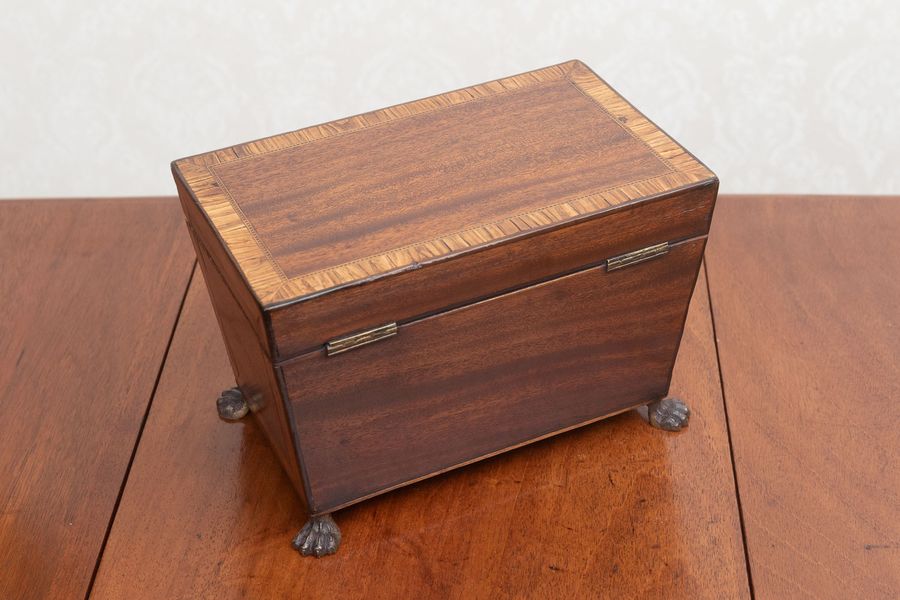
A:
[1,195,897,599]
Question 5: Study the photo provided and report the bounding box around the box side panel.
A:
[176,178,306,506]
[188,230,306,506]
[270,181,716,359]
[283,237,705,513]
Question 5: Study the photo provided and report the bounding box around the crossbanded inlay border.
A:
[175,60,715,305]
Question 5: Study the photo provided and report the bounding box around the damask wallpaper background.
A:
[1,0,897,196]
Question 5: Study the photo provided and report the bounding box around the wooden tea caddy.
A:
[172,60,717,557]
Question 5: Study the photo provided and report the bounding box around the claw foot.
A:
[216,387,249,421]
[647,397,690,431]
[292,514,341,557]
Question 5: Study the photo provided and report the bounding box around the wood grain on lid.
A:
[174,60,715,306]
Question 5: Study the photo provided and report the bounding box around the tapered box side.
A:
[175,177,307,508]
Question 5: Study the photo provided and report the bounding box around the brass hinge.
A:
[606,242,669,272]
[326,322,398,356]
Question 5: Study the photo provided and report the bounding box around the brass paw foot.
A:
[647,397,690,431]
[216,387,249,421]
[292,514,341,557]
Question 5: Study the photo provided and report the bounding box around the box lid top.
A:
[173,60,715,308]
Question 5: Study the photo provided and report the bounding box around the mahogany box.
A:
[172,59,718,557]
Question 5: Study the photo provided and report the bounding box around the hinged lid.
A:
[173,59,717,360]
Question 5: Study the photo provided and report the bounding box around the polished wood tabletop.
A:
[1,195,897,599]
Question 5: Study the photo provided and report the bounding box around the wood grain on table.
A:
[3,195,897,599]
[0,199,195,600]
[705,195,900,600]
[90,265,749,599]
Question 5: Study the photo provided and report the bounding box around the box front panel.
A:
[283,238,705,513]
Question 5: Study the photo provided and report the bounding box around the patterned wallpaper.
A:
[1,0,897,197]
